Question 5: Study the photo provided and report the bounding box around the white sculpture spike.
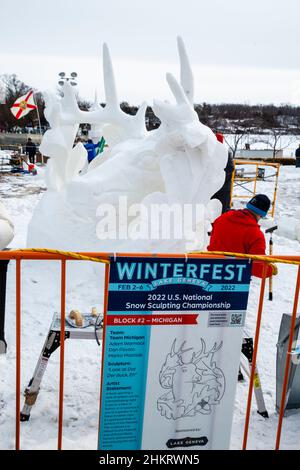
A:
[61,81,80,114]
[177,36,194,105]
[166,73,190,106]
[103,43,119,110]
[89,90,104,143]
[135,101,148,130]
[58,81,84,124]
[90,90,102,111]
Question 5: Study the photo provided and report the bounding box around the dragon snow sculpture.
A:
[27,37,227,253]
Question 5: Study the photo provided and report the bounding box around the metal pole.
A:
[33,92,45,165]
[269,235,273,301]
[58,259,66,450]
[97,262,110,449]
[272,164,280,218]
[242,264,267,449]
[229,159,236,208]
[253,163,258,196]
[15,258,21,450]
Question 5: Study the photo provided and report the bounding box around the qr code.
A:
[230,313,243,326]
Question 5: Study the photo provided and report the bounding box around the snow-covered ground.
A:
[0,164,300,450]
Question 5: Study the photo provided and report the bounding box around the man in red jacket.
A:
[207,194,277,278]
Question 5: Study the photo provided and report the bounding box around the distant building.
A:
[236,149,284,159]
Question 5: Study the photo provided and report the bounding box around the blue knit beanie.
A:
[246,194,271,218]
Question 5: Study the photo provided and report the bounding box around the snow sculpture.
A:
[0,201,14,249]
[27,37,227,254]
[88,92,104,144]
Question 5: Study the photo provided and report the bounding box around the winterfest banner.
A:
[98,257,252,450]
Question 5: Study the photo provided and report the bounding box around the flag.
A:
[96,136,106,155]
[10,90,37,120]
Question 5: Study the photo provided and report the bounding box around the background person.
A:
[84,137,106,164]
[295,144,300,168]
[84,139,99,164]
[25,138,37,164]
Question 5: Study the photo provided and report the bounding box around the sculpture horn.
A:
[177,36,194,105]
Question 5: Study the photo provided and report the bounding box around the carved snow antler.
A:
[177,35,194,105]
[90,91,102,111]
[45,44,147,140]
[152,37,196,127]
[101,43,147,138]
[102,42,119,110]
[166,72,191,108]
[153,72,196,129]
[43,38,195,144]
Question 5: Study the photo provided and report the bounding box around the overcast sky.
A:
[1,0,300,105]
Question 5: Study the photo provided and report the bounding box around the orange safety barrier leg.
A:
[58,259,66,450]
[15,258,21,450]
[97,262,110,448]
[242,264,268,449]
[275,265,300,450]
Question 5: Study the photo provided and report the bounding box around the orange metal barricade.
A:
[0,250,299,451]
[58,259,66,451]
[242,264,268,449]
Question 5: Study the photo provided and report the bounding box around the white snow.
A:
[0,200,14,249]
[0,165,300,450]
[278,207,300,241]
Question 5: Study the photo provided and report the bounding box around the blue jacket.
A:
[84,142,98,163]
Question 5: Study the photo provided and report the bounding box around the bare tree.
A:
[256,128,299,160]
[223,120,254,158]
[1,74,30,106]
[0,83,5,104]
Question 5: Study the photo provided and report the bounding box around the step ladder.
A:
[20,312,103,421]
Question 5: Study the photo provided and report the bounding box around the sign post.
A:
[98,256,252,450]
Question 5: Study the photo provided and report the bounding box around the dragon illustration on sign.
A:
[157,339,226,420]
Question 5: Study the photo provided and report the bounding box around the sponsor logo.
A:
[166,436,208,448]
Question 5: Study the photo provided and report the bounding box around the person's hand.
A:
[270,263,278,276]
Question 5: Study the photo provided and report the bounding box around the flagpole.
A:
[33,92,45,165]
